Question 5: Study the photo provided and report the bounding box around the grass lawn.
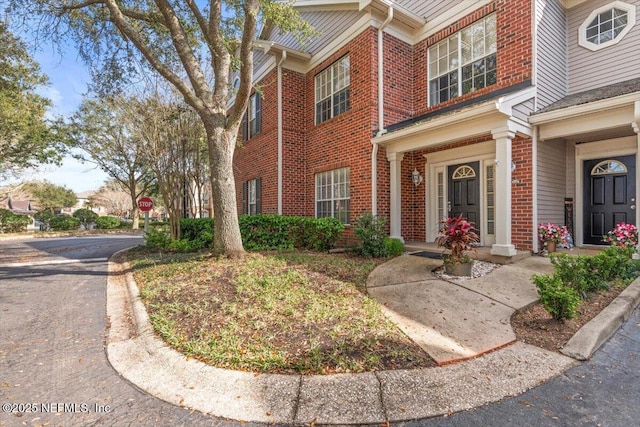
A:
[128,250,435,374]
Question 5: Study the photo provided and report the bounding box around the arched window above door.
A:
[452,165,477,180]
[591,160,628,175]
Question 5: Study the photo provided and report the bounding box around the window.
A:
[579,1,636,51]
[429,14,497,106]
[485,164,495,236]
[315,55,350,124]
[241,93,262,141]
[591,160,628,175]
[242,178,261,215]
[316,167,350,224]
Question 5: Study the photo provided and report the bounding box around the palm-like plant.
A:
[436,214,480,265]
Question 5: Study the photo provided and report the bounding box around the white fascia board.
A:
[254,40,312,61]
[496,86,537,116]
[374,101,501,146]
[529,92,640,125]
[562,0,589,9]
[293,0,369,12]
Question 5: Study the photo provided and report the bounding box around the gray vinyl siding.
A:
[268,10,361,55]
[513,99,535,121]
[535,0,568,110]
[567,0,640,94]
[537,139,567,226]
[396,0,463,20]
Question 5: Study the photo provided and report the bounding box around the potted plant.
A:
[537,223,568,253]
[436,214,480,276]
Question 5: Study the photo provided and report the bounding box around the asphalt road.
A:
[1,235,638,426]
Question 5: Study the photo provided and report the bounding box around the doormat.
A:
[410,251,443,260]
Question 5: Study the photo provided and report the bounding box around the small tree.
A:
[73,208,98,230]
[23,180,77,214]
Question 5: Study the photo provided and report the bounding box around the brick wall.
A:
[304,28,378,235]
[412,0,532,118]
[233,69,279,214]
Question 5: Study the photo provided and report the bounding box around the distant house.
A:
[230,0,640,257]
[0,198,38,230]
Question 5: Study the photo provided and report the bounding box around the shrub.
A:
[180,218,214,243]
[533,274,581,321]
[355,213,387,258]
[34,210,55,231]
[73,208,98,229]
[239,215,294,250]
[95,216,121,229]
[49,215,81,231]
[144,229,171,250]
[0,209,31,233]
[289,216,344,251]
[384,237,404,257]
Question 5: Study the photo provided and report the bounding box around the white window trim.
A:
[578,1,636,51]
[427,14,497,107]
[314,55,350,125]
[248,179,257,215]
[315,167,351,224]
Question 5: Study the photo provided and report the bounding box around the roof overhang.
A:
[293,0,426,30]
[253,40,312,61]
[374,87,535,154]
[530,93,640,142]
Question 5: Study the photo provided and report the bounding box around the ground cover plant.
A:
[129,250,435,374]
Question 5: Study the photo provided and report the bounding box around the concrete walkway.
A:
[366,255,553,365]
[106,252,640,425]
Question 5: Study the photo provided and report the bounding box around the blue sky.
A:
[7,33,110,194]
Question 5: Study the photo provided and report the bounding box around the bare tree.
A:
[89,181,133,218]
[10,0,312,257]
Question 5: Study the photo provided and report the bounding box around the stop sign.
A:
[137,197,154,212]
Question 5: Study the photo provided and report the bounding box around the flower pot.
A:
[444,260,474,277]
[545,241,557,253]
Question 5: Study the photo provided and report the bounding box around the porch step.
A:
[404,242,531,265]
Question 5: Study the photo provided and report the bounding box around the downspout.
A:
[532,124,539,253]
[372,5,393,216]
[277,51,287,215]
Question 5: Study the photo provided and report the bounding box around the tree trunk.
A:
[207,127,245,257]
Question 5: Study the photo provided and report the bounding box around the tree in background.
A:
[9,0,312,257]
[73,208,98,230]
[132,91,201,240]
[69,95,156,230]
[23,180,77,214]
[89,181,136,218]
[0,22,65,179]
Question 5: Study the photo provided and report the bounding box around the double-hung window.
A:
[429,14,497,106]
[241,92,262,141]
[315,55,350,124]
[315,167,350,224]
[242,178,261,215]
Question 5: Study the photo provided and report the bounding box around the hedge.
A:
[146,215,345,252]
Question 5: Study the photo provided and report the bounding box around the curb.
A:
[105,253,576,425]
[561,278,640,360]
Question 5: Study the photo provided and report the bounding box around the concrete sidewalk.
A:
[106,252,640,425]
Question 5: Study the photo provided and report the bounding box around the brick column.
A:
[491,127,517,256]
[388,151,404,242]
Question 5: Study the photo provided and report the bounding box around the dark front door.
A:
[448,161,480,233]
[583,156,636,245]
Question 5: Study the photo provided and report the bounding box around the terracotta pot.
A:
[545,241,557,253]
[444,260,474,277]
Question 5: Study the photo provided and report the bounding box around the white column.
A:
[388,151,404,242]
[491,127,517,256]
